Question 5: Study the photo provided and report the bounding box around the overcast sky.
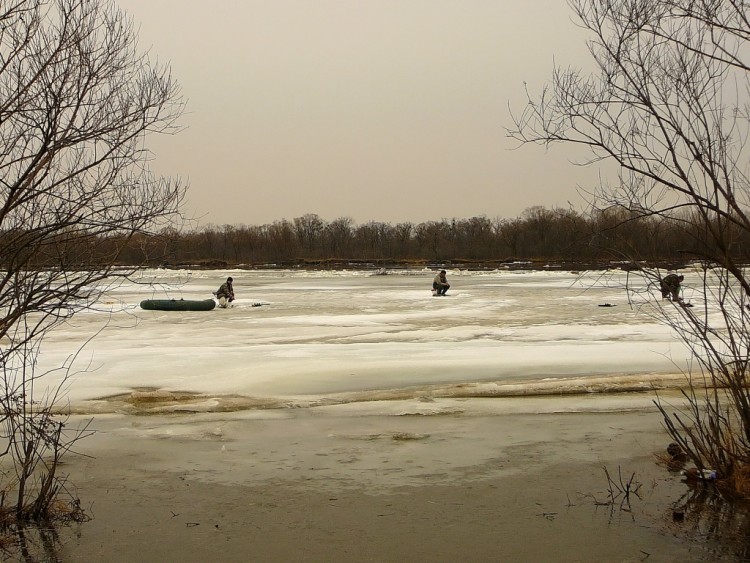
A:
[117,1,598,227]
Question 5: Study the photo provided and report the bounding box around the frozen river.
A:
[31,267,693,413]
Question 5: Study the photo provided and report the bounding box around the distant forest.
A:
[85,205,744,270]
[13,206,742,271]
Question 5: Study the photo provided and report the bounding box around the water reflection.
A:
[1,512,88,563]
[668,483,750,559]
[5,479,750,561]
[2,523,63,562]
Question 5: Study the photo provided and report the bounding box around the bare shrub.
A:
[510,1,750,493]
[0,0,185,521]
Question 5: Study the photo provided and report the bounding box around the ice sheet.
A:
[22,268,697,412]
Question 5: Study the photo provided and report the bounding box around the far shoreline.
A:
[148,257,695,272]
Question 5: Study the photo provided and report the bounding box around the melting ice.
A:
[30,268,695,413]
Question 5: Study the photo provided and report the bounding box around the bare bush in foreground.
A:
[510,0,750,493]
[0,0,185,520]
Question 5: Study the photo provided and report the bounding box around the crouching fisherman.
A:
[660,273,684,303]
[432,270,450,296]
[215,276,235,308]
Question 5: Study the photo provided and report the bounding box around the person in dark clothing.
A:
[660,273,684,302]
[216,276,235,308]
[432,270,450,296]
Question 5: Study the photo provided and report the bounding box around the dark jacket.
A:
[216,281,234,301]
[661,274,681,291]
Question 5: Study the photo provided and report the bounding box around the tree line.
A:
[96,205,750,269]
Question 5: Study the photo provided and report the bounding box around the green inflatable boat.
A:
[140,298,216,311]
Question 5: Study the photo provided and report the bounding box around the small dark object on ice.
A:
[598,303,616,307]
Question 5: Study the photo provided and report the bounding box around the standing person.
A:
[432,270,450,296]
[660,273,684,302]
[215,276,235,308]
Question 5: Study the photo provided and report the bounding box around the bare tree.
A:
[0,0,185,520]
[293,213,325,255]
[510,0,750,492]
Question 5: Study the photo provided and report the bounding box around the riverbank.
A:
[7,396,734,562]
[153,257,694,272]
